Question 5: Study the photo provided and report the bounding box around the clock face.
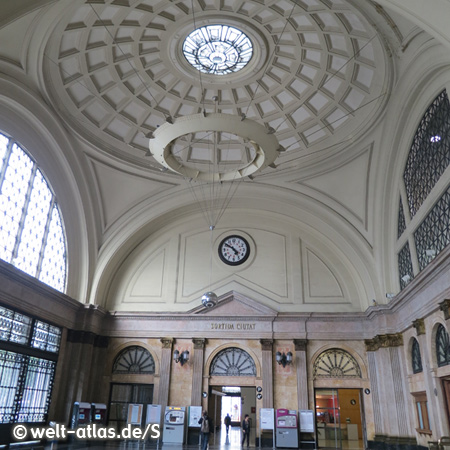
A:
[219,235,250,266]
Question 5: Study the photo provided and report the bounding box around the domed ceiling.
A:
[44,0,390,178]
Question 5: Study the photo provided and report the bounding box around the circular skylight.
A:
[183,25,253,75]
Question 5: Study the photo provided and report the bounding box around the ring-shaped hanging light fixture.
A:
[150,113,280,181]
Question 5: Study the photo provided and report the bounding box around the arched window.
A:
[403,90,450,217]
[397,90,450,288]
[411,338,423,374]
[113,346,155,374]
[436,324,450,367]
[210,347,256,376]
[313,348,361,378]
[0,132,66,292]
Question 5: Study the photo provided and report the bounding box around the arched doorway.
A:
[313,348,366,450]
[208,347,258,447]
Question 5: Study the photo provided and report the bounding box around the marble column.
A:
[158,338,173,418]
[365,334,415,444]
[294,339,308,410]
[191,338,206,406]
[260,339,274,408]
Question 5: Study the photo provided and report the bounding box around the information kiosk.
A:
[187,406,202,445]
[162,406,186,444]
[275,409,298,448]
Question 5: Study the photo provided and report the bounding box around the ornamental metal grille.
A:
[183,25,253,75]
[210,347,256,376]
[403,90,450,217]
[112,346,155,374]
[414,185,450,271]
[17,357,56,422]
[31,320,62,353]
[398,242,414,290]
[313,348,361,378]
[436,324,450,367]
[412,338,423,374]
[0,132,67,292]
[0,351,25,423]
[0,351,55,424]
[398,199,406,238]
[0,306,32,345]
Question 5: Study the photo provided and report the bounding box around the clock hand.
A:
[224,243,239,255]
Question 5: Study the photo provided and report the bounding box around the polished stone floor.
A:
[5,425,365,450]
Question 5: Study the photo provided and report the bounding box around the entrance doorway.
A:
[210,386,256,447]
[315,388,365,450]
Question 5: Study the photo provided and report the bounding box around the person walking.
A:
[241,414,250,447]
[199,410,213,450]
[224,413,231,434]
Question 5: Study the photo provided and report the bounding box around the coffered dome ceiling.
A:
[44,0,390,177]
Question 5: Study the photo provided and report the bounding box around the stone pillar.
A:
[191,338,206,406]
[158,338,173,417]
[294,339,308,410]
[260,339,274,408]
[365,334,415,448]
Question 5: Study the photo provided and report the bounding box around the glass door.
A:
[315,389,342,450]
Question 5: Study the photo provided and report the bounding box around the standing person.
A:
[241,414,250,447]
[224,413,231,434]
[199,410,212,450]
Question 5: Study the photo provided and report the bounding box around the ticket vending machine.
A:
[162,406,186,444]
[70,402,91,428]
[276,409,299,448]
[91,403,107,425]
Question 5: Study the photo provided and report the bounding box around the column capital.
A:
[439,299,450,320]
[193,338,207,349]
[412,318,426,336]
[160,338,173,349]
[294,339,307,351]
[260,339,273,351]
[365,333,403,351]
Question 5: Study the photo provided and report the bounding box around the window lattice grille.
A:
[398,199,406,238]
[16,357,56,422]
[0,350,25,424]
[0,132,67,292]
[313,348,361,378]
[0,350,55,424]
[412,338,423,374]
[0,306,32,346]
[436,324,450,367]
[210,347,256,376]
[113,346,155,374]
[31,320,62,353]
[398,242,414,290]
[403,90,450,217]
[414,186,450,271]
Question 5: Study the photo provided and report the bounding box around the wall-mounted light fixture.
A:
[426,249,437,259]
[173,349,189,366]
[276,351,293,368]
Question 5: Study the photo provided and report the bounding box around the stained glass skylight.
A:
[0,132,67,292]
[183,25,253,75]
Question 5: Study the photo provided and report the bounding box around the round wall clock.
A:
[218,235,250,266]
